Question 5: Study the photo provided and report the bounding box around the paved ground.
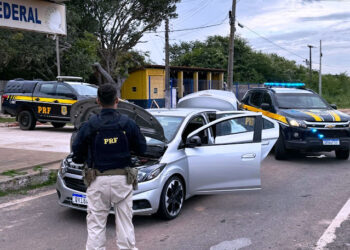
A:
[0,148,67,172]
[0,126,73,153]
[0,152,349,250]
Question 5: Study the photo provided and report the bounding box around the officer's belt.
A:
[96,169,127,176]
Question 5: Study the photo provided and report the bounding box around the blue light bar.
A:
[264,82,305,88]
[311,128,317,133]
[318,134,324,139]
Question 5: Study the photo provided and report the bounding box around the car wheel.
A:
[157,176,184,220]
[335,149,349,160]
[275,135,288,160]
[18,110,36,130]
[51,122,66,128]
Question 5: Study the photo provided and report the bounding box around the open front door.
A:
[185,114,263,195]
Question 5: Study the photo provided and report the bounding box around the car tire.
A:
[51,122,66,128]
[157,176,185,220]
[18,110,36,130]
[335,149,349,160]
[275,135,288,160]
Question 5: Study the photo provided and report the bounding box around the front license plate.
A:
[72,193,88,205]
[323,139,340,145]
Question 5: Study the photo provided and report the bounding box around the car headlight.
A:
[288,119,307,128]
[137,163,166,183]
[59,159,68,175]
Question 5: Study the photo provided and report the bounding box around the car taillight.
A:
[1,95,8,104]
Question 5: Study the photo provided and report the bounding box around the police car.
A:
[1,77,97,130]
[241,83,350,160]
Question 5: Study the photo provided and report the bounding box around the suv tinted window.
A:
[38,83,55,96]
[262,92,272,105]
[56,84,75,98]
[263,118,274,130]
[249,92,262,107]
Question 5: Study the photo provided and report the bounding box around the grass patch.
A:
[1,170,28,177]
[0,117,16,123]
[0,171,57,197]
[33,165,43,174]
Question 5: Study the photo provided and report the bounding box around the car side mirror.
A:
[186,136,202,148]
[330,104,337,110]
[261,103,271,111]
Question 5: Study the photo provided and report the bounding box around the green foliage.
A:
[170,35,350,107]
[1,170,28,177]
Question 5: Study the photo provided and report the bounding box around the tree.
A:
[74,0,179,76]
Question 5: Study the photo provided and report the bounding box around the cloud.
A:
[300,12,350,21]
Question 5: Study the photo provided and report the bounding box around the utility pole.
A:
[307,44,315,84]
[164,19,171,108]
[56,35,61,76]
[227,0,237,91]
[319,40,322,96]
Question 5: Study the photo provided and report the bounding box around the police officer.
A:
[72,84,146,250]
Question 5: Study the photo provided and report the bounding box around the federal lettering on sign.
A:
[0,0,66,35]
[104,138,118,145]
[38,106,51,114]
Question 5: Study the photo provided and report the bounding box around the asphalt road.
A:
[1,152,349,250]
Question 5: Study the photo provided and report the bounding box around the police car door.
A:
[185,113,262,195]
[54,83,78,122]
[33,82,57,120]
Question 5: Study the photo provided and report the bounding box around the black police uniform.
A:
[72,108,146,169]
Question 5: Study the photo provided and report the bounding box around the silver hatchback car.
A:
[56,98,279,220]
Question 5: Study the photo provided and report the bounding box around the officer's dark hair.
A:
[98,84,118,106]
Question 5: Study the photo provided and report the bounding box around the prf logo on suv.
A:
[241,83,350,160]
[1,77,97,130]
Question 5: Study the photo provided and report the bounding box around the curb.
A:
[14,159,62,172]
[0,168,58,192]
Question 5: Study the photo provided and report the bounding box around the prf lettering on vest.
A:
[104,137,118,145]
[0,1,42,24]
[38,106,51,114]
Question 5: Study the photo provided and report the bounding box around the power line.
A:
[146,17,228,34]
[237,21,307,61]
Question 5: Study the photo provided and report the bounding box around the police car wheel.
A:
[335,149,349,160]
[18,110,36,130]
[275,135,288,160]
[51,122,66,128]
[157,176,184,220]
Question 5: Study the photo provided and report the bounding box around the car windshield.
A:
[146,115,184,144]
[70,84,98,96]
[276,93,329,109]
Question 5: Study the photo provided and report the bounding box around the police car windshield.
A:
[276,93,328,109]
[70,84,98,96]
[147,116,184,143]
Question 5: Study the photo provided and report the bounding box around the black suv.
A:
[1,77,97,130]
[241,84,350,160]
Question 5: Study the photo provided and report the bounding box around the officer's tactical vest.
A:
[91,114,130,171]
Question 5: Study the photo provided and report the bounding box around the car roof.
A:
[64,81,96,87]
[148,108,217,117]
[268,88,313,94]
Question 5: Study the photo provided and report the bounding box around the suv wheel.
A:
[18,110,36,130]
[51,122,66,128]
[157,176,184,220]
[335,149,349,160]
[275,135,288,160]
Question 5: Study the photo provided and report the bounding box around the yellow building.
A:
[121,65,225,108]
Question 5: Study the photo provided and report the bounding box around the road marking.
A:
[210,238,252,250]
[315,197,350,249]
[0,189,56,210]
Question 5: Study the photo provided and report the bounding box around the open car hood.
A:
[70,98,167,143]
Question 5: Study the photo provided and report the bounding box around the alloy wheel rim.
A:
[165,179,184,217]
[21,114,29,126]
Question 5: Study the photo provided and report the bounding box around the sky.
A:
[135,0,350,75]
